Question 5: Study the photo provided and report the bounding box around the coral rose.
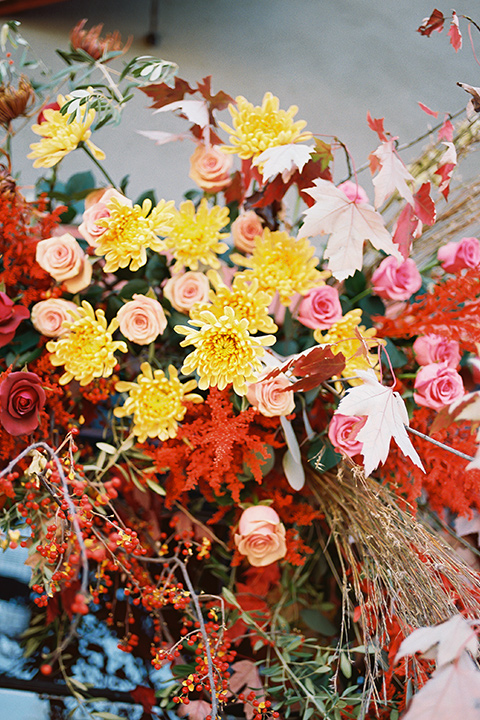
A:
[189,144,233,193]
[234,506,287,567]
[297,284,342,330]
[413,334,461,368]
[231,211,264,254]
[371,256,422,301]
[246,373,295,417]
[0,371,46,435]
[163,272,210,314]
[116,294,167,345]
[437,236,480,273]
[36,234,92,293]
[413,361,464,410]
[31,298,78,338]
[79,188,132,247]
[337,180,369,204]
[328,414,366,457]
[0,292,29,348]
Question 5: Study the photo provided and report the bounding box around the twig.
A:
[405,425,476,463]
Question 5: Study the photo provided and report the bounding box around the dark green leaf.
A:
[300,609,336,636]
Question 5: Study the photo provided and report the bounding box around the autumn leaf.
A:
[178,700,212,720]
[264,345,346,392]
[141,77,194,108]
[434,142,457,200]
[153,99,209,127]
[457,82,480,120]
[228,659,264,720]
[137,130,188,145]
[413,182,436,225]
[196,75,234,113]
[418,101,439,117]
[130,685,156,713]
[371,139,414,208]
[335,369,425,476]
[448,11,462,52]
[393,203,422,259]
[366,111,388,141]
[252,143,314,183]
[301,179,402,280]
[417,8,445,36]
[438,115,454,142]
[395,615,478,668]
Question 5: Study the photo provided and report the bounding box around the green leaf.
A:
[307,437,341,473]
[119,279,150,299]
[65,171,96,196]
[146,478,166,496]
[222,587,240,608]
[136,189,157,207]
[344,270,366,297]
[339,652,352,679]
[300,609,336,636]
[382,338,407,369]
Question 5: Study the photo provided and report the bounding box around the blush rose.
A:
[413,334,461,368]
[437,236,480,273]
[163,272,210,314]
[189,144,233,193]
[246,373,295,417]
[328,414,366,457]
[297,284,342,330]
[413,361,464,410]
[231,211,264,254]
[116,294,167,345]
[31,298,78,338]
[371,256,422,301]
[0,371,46,435]
[36,234,92,293]
[78,188,132,247]
[0,293,29,348]
[234,506,287,567]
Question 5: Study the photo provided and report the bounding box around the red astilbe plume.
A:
[376,268,480,352]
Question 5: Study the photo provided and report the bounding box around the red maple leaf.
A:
[417,8,445,36]
[196,75,234,113]
[413,182,436,225]
[266,345,346,392]
[130,685,156,713]
[141,77,194,109]
[367,111,388,142]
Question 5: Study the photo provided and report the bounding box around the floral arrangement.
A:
[2,9,480,720]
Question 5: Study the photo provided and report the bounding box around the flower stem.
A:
[80,142,118,189]
[406,425,476,463]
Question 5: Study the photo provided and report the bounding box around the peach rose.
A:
[116,294,167,345]
[413,361,464,410]
[297,285,342,330]
[163,272,211,314]
[31,298,78,337]
[371,256,422,301]
[78,188,132,247]
[231,211,264,254]
[413,334,461,368]
[36,234,92,293]
[337,180,369,204]
[246,373,295,417]
[328,414,366,457]
[437,236,480,273]
[234,506,287,567]
[189,144,233,193]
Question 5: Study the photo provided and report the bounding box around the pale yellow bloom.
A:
[232,229,326,306]
[219,92,311,161]
[163,198,229,273]
[46,301,127,386]
[94,197,175,273]
[28,94,105,168]
[114,362,202,443]
[175,306,275,396]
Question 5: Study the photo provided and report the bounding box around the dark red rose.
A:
[0,371,46,435]
[0,292,29,348]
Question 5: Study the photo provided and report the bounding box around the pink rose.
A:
[35,234,92,293]
[413,361,464,410]
[231,211,264,254]
[413,334,461,368]
[163,272,210,314]
[337,180,370,204]
[116,294,167,345]
[328,414,366,457]
[189,144,233,193]
[246,373,295,417]
[0,293,29,348]
[234,506,287,567]
[437,236,480,273]
[297,285,342,330]
[31,298,78,338]
[78,188,131,247]
[371,256,422,301]
[0,371,46,435]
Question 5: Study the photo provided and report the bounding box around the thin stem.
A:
[405,425,476,463]
[80,143,118,189]
[460,15,480,35]
[95,61,124,102]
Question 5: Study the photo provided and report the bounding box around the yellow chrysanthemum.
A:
[314,309,382,387]
[46,301,127,386]
[28,94,105,168]
[219,92,311,160]
[114,362,202,443]
[190,270,278,335]
[95,197,175,273]
[232,229,327,306]
[163,198,229,273]
[175,306,275,396]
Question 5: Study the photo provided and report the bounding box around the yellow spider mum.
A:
[46,301,127,386]
[175,306,275,396]
[28,94,105,168]
[163,198,229,273]
[190,270,278,335]
[232,229,327,306]
[95,197,175,273]
[219,92,311,161]
[114,362,202,443]
[314,309,382,387]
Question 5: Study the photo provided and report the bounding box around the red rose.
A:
[0,371,46,435]
[0,292,30,348]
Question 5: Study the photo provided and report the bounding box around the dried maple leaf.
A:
[153,99,209,127]
[395,615,478,668]
[265,345,346,392]
[417,8,445,36]
[141,77,194,108]
[457,81,480,120]
[418,101,439,117]
[371,139,415,208]
[367,111,388,141]
[448,11,462,52]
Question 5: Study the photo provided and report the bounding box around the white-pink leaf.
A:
[335,370,424,476]
[455,511,480,544]
[395,615,478,668]
[252,143,314,183]
[301,179,402,281]
[153,99,209,127]
[228,660,264,720]
[372,139,415,208]
[137,130,188,145]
